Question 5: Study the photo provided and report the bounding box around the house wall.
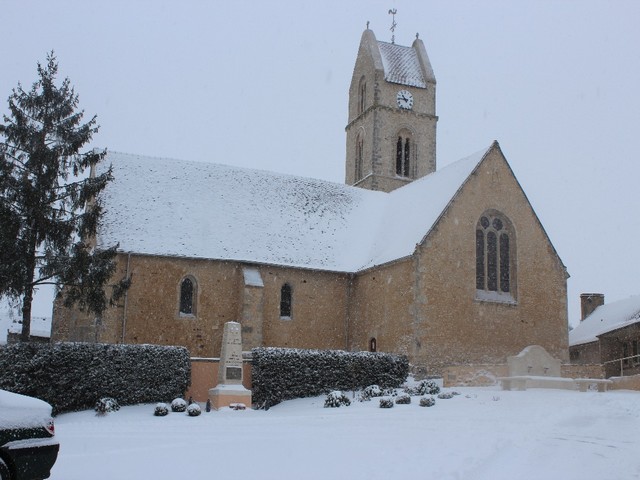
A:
[406,147,568,375]
[599,325,640,377]
[569,342,602,365]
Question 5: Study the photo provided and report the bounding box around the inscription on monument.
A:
[217,321,244,385]
[226,367,242,381]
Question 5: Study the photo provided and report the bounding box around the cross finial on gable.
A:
[388,8,397,44]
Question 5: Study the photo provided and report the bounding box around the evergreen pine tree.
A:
[0,52,129,341]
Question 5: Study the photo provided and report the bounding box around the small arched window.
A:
[280,283,292,319]
[395,133,412,177]
[179,276,197,316]
[369,337,377,352]
[358,76,367,114]
[476,213,514,297]
[355,133,364,181]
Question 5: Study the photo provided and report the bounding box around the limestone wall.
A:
[377,147,569,375]
[348,259,415,356]
[53,253,350,357]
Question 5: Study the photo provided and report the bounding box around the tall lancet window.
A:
[396,134,411,177]
[476,212,515,299]
[179,276,197,316]
[280,283,292,319]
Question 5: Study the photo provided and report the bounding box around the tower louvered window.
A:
[396,136,411,177]
[358,77,367,114]
[355,134,364,181]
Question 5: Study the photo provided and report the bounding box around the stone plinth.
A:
[208,321,252,409]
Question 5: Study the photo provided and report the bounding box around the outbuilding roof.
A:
[569,295,640,346]
[96,146,490,273]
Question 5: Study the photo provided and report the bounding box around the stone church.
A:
[52,28,570,374]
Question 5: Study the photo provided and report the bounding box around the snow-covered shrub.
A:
[171,398,187,412]
[154,403,169,416]
[95,397,120,415]
[359,384,383,401]
[437,392,454,400]
[187,403,201,417]
[419,397,436,407]
[379,398,394,409]
[0,342,190,414]
[251,347,408,409]
[406,380,441,396]
[395,394,411,405]
[324,391,351,408]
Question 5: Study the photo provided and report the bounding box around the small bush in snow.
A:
[171,398,187,412]
[419,397,436,407]
[359,384,383,402]
[406,380,441,396]
[379,398,394,409]
[154,403,169,416]
[395,394,411,405]
[324,391,351,408]
[95,397,120,415]
[437,392,454,400]
[187,403,201,417]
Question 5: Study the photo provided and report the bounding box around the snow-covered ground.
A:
[50,386,640,480]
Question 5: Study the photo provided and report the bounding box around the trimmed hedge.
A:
[252,347,408,408]
[0,342,190,414]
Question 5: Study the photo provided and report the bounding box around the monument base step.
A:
[208,385,252,410]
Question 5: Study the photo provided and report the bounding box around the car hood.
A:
[0,390,54,430]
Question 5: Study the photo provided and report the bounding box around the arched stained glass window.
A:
[476,213,514,296]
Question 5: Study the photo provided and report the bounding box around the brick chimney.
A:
[580,293,604,321]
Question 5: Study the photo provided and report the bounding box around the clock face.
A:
[397,90,413,109]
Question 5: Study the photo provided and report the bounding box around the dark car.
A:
[0,390,59,480]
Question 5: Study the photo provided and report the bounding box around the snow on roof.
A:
[377,41,427,88]
[569,294,640,346]
[96,147,488,273]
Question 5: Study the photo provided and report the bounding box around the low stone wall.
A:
[443,365,508,387]
[186,357,252,402]
[609,374,640,391]
[561,364,604,379]
[443,363,605,387]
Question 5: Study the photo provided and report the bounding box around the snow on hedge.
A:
[251,347,408,408]
[0,342,190,414]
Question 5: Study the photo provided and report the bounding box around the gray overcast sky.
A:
[2,0,639,324]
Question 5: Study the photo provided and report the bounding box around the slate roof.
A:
[569,295,640,346]
[96,147,489,273]
[377,41,427,88]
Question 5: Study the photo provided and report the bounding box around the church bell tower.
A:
[345,28,437,192]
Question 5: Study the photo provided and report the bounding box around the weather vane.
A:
[389,8,397,44]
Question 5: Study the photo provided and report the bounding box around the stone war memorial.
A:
[208,322,252,409]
